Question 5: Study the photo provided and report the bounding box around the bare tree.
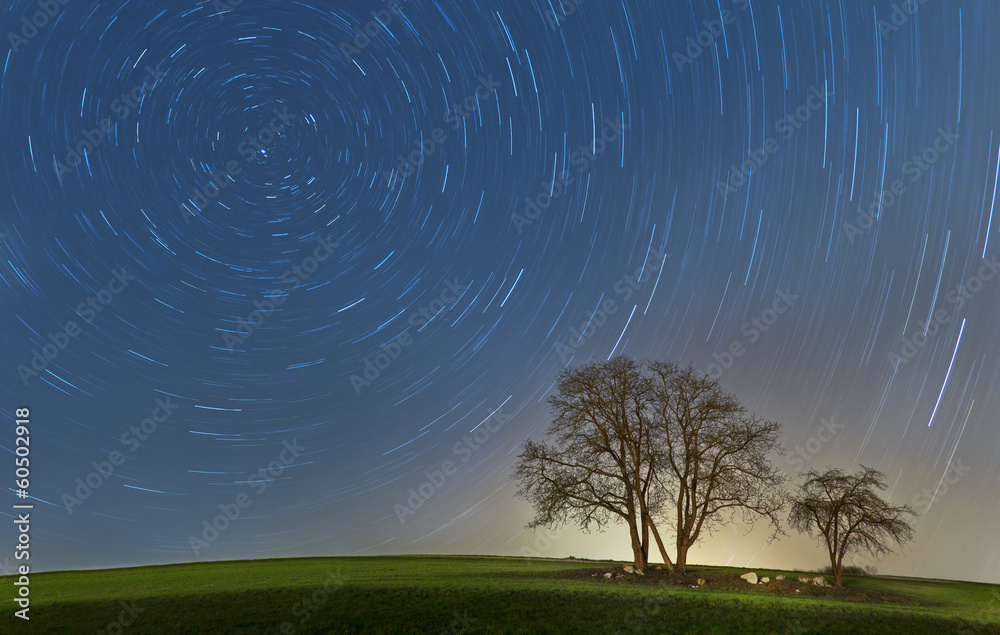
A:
[789,465,916,586]
[514,358,789,574]
[513,357,675,572]
[646,362,787,573]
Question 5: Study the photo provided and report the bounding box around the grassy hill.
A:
[2,555,998,633]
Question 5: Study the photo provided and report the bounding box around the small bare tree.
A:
[646,362,787,573]
[789,466,916,586]
[513,357,674,572]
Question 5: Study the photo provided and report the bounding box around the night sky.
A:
[1,0,998,584]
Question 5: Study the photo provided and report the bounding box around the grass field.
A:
[2,555,999,634]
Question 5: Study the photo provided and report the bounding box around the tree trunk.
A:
[641,512,650,567]
[627,517,645,571]
[833,557,843,587]
[646,515,675,573]
[675,539,690,574]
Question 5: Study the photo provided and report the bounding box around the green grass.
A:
[2,555,999,633]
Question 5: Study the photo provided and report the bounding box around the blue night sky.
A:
[1,0,999,584]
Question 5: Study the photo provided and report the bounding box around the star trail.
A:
[1,0,998,584]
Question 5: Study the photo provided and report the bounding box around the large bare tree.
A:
[789,465,916,586]
[646,362,787,573]
[514,357,789,574]
[513,357,675,572]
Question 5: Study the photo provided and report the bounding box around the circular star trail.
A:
[1,0,998,583]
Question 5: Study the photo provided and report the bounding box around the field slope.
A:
[2,555,999,633]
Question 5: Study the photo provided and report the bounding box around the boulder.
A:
[603,572,613,579]
[623,565,636,574]
[812,576,828,586]
[697,579,706,587]
[739,572,758,584]
[760,577,770,583]
[798,577,811,583]
[775,575,785,581]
